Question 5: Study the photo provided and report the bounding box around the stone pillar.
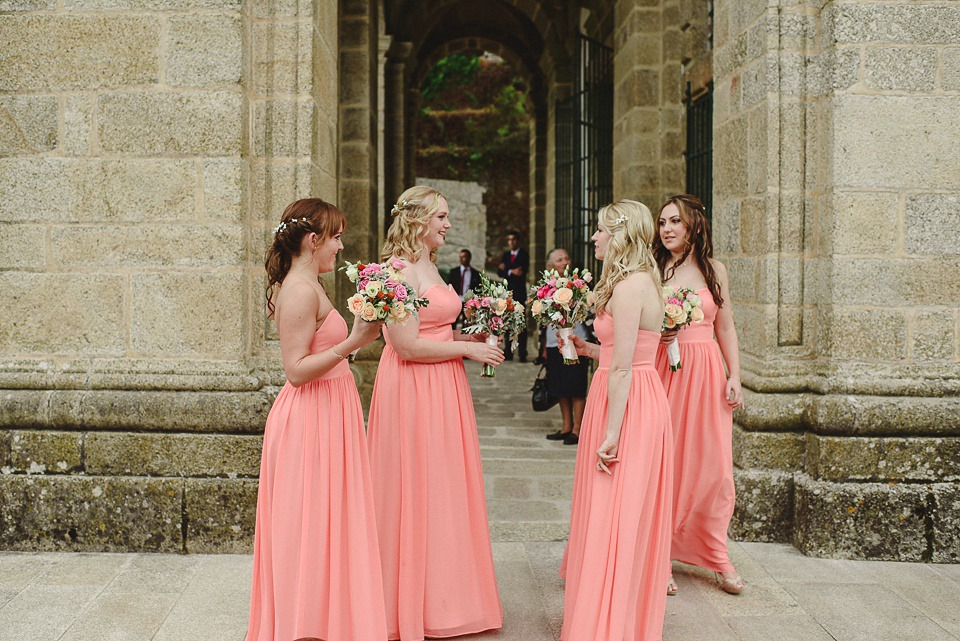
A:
[714,0,960,561]
[529,104,549,278]
[612,0,685,206]
[404,87,422,188]
[338,0,381,305]
[384,41,412,215]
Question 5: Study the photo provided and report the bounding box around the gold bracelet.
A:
[331,346,345,360]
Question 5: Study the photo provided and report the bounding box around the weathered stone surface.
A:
[730,468,794,543]
[0,15,159,91]
[830,95,960,189]
[944,48,960,92]
[1,273,125,356]
[794,475,928,561]
[0,475,182,552]
[184,479,256,553]
[0,95,57,155]
[913,310,956,363]
[8,431,83,475]
[826,4,960,45]
[737,390,807,432]
[166,14,242,87]
[129,273,244,356]
[904,194,960,255]
[715,117,747,199]
[0,225,45,270]
[806,394,960,437]
[0,0,56,9]
[806,434,960,483]
[201,159,243,222]
[85,433,261,478]
[733,425,805,471]
[824,46,861,91]
[62,94,94,156]
[822,191,899,254]
[63,0,238,7]
[864,47,937,92]
[51,225,243,269]
[253,20,312,94]
[818,307,907,361]
[932,483,960,563]
[252,99,313,157]
[98,92,242,155]
[0,158,197,223]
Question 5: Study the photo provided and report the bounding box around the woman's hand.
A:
[557,334,590,356]
[596,433,620,475]
[659,329,679,345]
[348,314,383,348]
[465,340,504,366]
[725,376,744,409]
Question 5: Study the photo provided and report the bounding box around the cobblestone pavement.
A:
[0,361,958,641]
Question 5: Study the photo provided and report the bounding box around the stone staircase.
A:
[466,360,577,542]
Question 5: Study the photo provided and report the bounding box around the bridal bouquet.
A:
[342,259,429,325]
[461,273,526,378]
[661,285,704,371]
[528,267,594,364]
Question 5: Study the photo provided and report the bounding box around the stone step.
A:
[480,446,578,461]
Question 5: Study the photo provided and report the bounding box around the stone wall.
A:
[0,0,340,552]
[714,0,960,561]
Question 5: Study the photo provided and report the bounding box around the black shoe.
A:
[563,433,579,445]
[546,430,568,441]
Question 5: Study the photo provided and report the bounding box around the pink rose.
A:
[668,297,681,305]
[489,316,503,332]
[573,279,585,288]
[394,285,407,301]
[538,285,551,299]
[358,278,370,290]
[391,259,406,270]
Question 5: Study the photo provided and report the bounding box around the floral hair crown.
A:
[390,200,411,216]
[273,217,308,235]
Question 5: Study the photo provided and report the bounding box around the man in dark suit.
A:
[497,230,529,362]
[447,248,480,327]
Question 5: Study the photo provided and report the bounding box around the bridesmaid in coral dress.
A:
[653,194,746,596]
[558,199,674,641]
[248,199,387,641]
[367,186,504,641]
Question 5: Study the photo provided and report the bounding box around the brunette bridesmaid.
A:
[367,185,504,641]
[248,199,387,641]
[653,194,745,596]
[559,199,674,641]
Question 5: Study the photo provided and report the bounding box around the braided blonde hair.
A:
[593,199,662,314]
[380,185,446,263]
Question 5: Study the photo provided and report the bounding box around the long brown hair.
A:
[652,194,724,307]
[264,198,346,316]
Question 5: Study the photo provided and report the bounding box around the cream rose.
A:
[585,291,596,307]
[364,280,383,297]
[390,301,405,318]
[361,302,379,322]
[664,315,677,329]
[494,298,508,314]
[347,294,366,315]
[690,307,705,323]
[553,287,574,308]
[531,300,543,315]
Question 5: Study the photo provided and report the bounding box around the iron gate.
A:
[555,34,613,278]
[684,81,713,222]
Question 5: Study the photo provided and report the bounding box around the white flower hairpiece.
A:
[613,213,629,225]
[273,217,308,235]
[390,200,411,215]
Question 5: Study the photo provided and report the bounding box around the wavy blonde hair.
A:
[380,185,445,263]
[593,199,662,314]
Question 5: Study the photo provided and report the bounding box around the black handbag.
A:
[531,366,558,412]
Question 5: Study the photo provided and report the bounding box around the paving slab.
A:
[0,361,956,641]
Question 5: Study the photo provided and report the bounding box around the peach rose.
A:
[390,301,405,317]
[361,302,379,322]
[665,303,685,322]
[553,287,574,308]
[494,298,508,314]
[347,294,366,316]
[664,315,677,329]
[690,307,705,323]
[531,300,543,315]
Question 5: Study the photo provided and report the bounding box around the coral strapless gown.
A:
[655,287,736,573]
[248,310,387,641]
[367,283,502,641]
[560,313,674,641]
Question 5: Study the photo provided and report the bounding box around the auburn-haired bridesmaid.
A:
[559,199,674,641]
[248,198,387,641]
[367,186,503,641]
[653,194,745,596]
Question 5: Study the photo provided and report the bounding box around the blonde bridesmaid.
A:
[653,194,745,595]
[559,199,674,641]
[367,186,504,641]
[248,199,387,641]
